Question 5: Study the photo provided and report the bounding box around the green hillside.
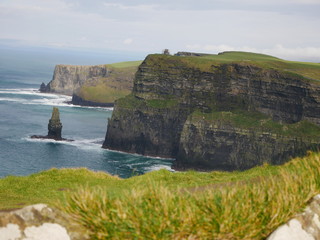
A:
[76,60,142,104]
[1,152,320,239]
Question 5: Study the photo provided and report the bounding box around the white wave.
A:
[0,97,29,103]
[105,148,175,160]
[24,137,105,151]
[0,88,113,111]
[144,164,174,172]
[0,88,56,97]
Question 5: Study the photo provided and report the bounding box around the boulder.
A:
[267,194,320,240]
[0,204,89,240]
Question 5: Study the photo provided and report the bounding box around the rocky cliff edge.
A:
[104,52,320,171]
[40,62,140,105]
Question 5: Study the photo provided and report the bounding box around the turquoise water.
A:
[0,47,173,178]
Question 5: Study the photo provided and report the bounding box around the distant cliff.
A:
[42,65,108,95]
[104,52,320,171]
[41,61,141,105]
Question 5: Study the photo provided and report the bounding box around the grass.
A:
[115,94,144,109]
[79,84,131,103]
[107,61,142,68]
[116,94,179,110]
[1,152,320,239]
[145,98,179,109]
[77,61,141,103]
[191,110,320,139]
[62,152,320,239]
[146,51,320,83]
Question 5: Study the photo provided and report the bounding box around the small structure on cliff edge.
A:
[31,107,71,141]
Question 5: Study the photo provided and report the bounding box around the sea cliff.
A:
[104,52,320,170]
[41,61,140,105]
[42,64,109,95]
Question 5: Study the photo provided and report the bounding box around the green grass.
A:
[1,152,320,239]
[62,152,320,239]
[191,110,320,139]
[0,157,281,210]
[115,94,144,109]
[146,51,320,82]
[77,61,141,103]
[79,84,131,103]
[145,98,179,109]
[107,61,142,68]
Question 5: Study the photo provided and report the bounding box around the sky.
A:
[1,0,320,62]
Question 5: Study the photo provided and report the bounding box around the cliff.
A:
[42,64,109,95]
[41,61,141,105]
[104,52,320,171]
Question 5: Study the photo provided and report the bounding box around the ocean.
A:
[0,46,173,178]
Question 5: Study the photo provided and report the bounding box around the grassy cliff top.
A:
[76,61,142,103]
[145,51,320,82]
[1,152,320,239]
[107,60,143,68]
[191,110,320,139]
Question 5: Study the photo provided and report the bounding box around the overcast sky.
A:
[1,0,320,61]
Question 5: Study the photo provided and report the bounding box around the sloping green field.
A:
[77,60,142,103]
[1,152,320,239]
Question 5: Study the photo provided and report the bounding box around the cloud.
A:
[186,44,320,61]
[0,0,319,62]
[103,3,157,11]
[123,38,133,45]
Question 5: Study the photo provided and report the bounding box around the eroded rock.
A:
[267,195,320,240]
[0,204,89,240]
[31,107,72,141]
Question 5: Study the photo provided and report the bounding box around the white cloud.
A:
[186,43,320,61]
[103,3,157,11]
[123,38,133,45]
[0,0,319,62]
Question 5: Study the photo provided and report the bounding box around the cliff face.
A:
[41,62,138,105]
[104,53,320,170]
[44,65,109,95]
[177,113,319,170]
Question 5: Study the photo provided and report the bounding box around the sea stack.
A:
[31,107,70,141]
[47,107,62,140]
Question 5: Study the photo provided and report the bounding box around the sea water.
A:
[0,46,173,178]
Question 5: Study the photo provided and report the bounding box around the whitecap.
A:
[23,137,105,151]
[0,88,113,111]
[144,164,174,172]
[104,148,175,160]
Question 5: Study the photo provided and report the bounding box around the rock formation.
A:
[40,63,138,106]
[39,82,48,92]
[31,107,70,141]
[0,204,89,240]
[104,52,320,171]
[267,194,320,240]
[47,107,63,140]
[42,65,109,95]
